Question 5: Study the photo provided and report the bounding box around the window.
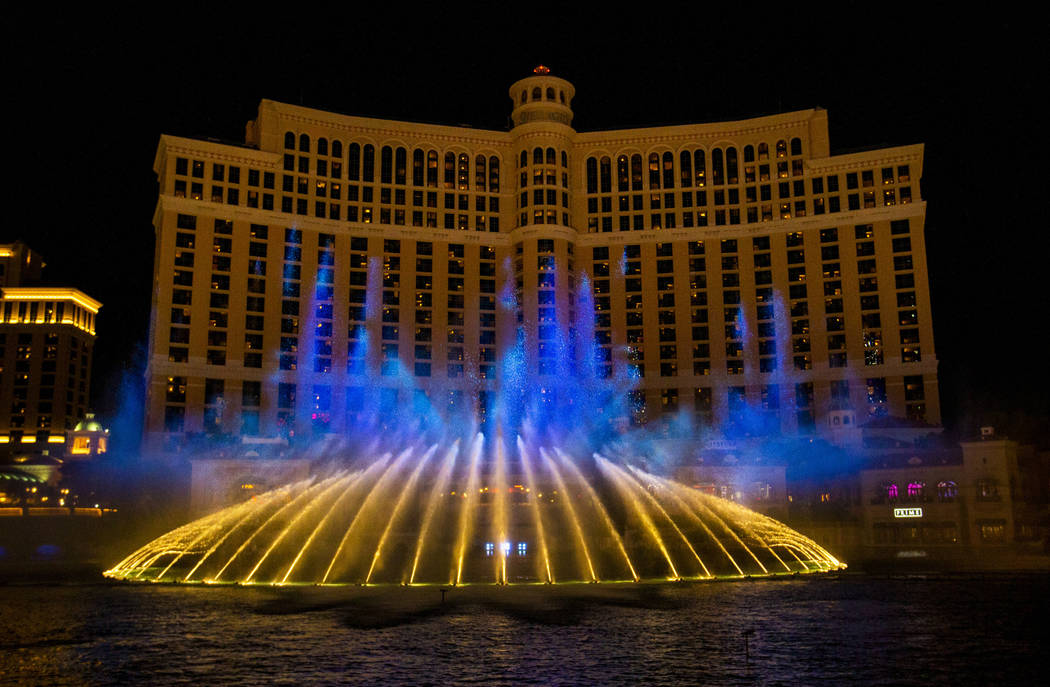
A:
[976,479,999,501]
[883,482,899,501]
[937,481,957,502]
[978,520,1005,542]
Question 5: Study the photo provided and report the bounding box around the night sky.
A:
[8,10,1047,444]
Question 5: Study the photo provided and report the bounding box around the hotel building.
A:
[0,242,101,454]
[143,68,938,451]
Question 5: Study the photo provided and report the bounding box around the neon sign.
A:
[893,507,923,518]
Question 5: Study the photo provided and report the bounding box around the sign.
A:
[893,507,923,518]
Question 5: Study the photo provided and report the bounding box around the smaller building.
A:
[666,421,1047,568]
[0,464,46,505]
[67,413,110,459]
[671,437,788,515]
[188,437,312,516]
[861,436,1028,552]
[861,447,967,550]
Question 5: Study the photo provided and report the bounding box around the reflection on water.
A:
[1,574,1045,686]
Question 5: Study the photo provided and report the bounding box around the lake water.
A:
[1,573,1045,685]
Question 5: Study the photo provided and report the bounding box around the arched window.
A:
[412,149,425,186]
[546,147,555,165]
[617,155,629,192]
[561,151,568,167]
[907,481,925,499]
[546,87,555,100]
[299,133,310,153]
[599,157,611,193]
[380,146,393,184]
[332,140,343,158]
[694,149,706,187]
[347,143,361,181]
[317,138,328,156]
[585,157,598,194]
[884,482,899,501]
[743,145,755,163]
[726,147,738,185]
[361,144,374,182]
[790,137,802,156]
[630,154,643,190]
[559,90,565,103]
[648,152,660,189]
[444,152,455,188]
[457,153,469,190]
[680,151,693,187]
[520,150,528,168]
[662,152,674,189]
[533,147,543,165]
[475,155,486,191]
[284,132,295,149]
[521,90,527,104]
[776,140,787,158]
[532,87,541,100]
[757,142,769,161]
[427,150,438,187]
[489,156,500,192]
[937,481,957,501]
[711,148,724,185]
[395,147,406,185]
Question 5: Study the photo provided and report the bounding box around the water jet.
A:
[106,271,843,586]
[105,435,841,585]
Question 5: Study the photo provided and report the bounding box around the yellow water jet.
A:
[106,436,844,586]
[540,447,597,582]
[407,441,459,584]
[517,437,554,584]
[364,445,438,583]
[452,434,484,586]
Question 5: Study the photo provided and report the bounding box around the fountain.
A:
[105,268,843,585]
[105,435,840,584]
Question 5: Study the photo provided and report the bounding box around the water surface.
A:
[1,574,1044,685]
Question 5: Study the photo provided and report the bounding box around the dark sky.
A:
[7,10,1048,443]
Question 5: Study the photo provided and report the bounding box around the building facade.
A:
[0,243,101,454]
[143,68,938,451]
[860,438,1031,550]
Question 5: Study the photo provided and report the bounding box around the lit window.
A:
[884,482,898,501]
[937,481,957,502]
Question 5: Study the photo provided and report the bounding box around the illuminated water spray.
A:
[106,261,843,585]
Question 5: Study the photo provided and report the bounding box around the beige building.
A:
[860,437,1031,552]
[0,243,101,453]
[143,68,938,451]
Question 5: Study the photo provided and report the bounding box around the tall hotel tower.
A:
[143,67,937,451]
[1,242,101,454]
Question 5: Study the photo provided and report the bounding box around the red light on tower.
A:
[533,65,550,75]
